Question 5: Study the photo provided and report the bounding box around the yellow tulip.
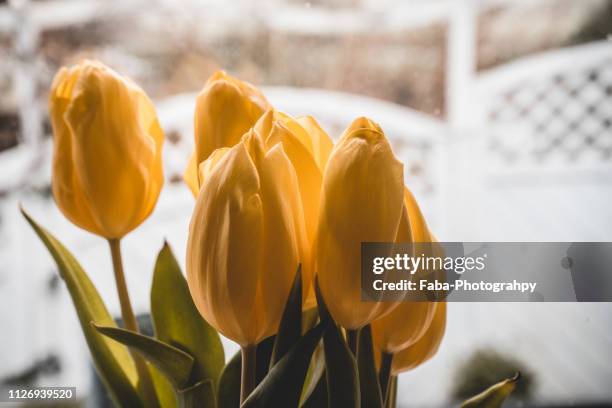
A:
[253,110,333,246]
[184,71,270,195]
[186,130,310,346]
[49,60,164,239]
[316,117,405,330]
[371,187,437,353]
[192,111,331,309]
[391,301,446,375]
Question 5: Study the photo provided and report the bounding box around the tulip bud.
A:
[390,301,446,375]
[49,60,164,239]
[186,130,310,346]
[254,110,333,246]
[184,71,270,195]
[371,187,437,353]
[316,117,405,330]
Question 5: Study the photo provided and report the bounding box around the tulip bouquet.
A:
[22,60,518,408]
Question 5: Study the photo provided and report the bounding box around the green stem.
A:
[108,239,139,332]
[346,329,360,356]
[379,351,394,404]
[385,375,398,408]
[108,239,158,406]
[241,344,257,404]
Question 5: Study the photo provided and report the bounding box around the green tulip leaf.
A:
[178,379,216,408]
[21,208,143,407]
[217,336,275,408]
[300,370,328,408]
[93,324,195,389]
[270,264,302,367]
[151,243,225,387]
[150,367,178,408]
[460,373,521,408]
[255,336,275,385]
[302,307,319,333]
[241,324,324,408]
[298,343,325,406]
[357,325,383,408]
[315,279,360,408]
[217,352,241,408]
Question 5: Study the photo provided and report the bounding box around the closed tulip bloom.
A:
[254,110,333,245]
[184,71,270,195]
[316,117,404,330]
[191,111,330,309]
[186,130,309,346]
[371,187,437,353]
[49,60,164,239]
[391,301,446,374]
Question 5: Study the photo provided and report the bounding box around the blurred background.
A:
[1,0,611,406]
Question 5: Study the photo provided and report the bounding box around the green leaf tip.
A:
[460,372,521,408]
[270,264,303,367]
[151,243,224,390]
[93,323,195,389]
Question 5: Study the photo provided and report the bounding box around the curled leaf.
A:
[93,324,195,389]
[178,379,216,408]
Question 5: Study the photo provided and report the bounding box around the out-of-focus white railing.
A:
[476,41,612,174]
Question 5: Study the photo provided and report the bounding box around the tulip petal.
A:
[404,187,431,243]
[339,116,383,140]
[256,143,309,340]
[296,116,334,172]
[371,302,437,353]
[391,302,447,374]
[197,147,231,192]
[317,126,404,329]
[371,182,438,352]
[49,64,100,234]
[266,122,322,245]
[253,110,329,309]
[184,152,199,196]
[194,72,269,163]
[187,143,264,346]
[273,111,314,154]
